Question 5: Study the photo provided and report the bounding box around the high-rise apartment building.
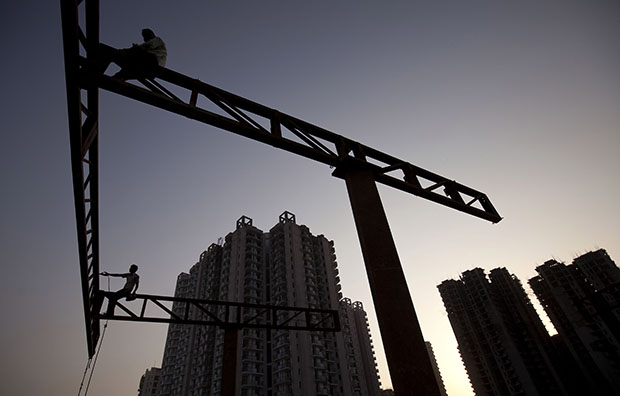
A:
[529,249,620,395]
[438,267,566,396]
[424,342,447,396]
[339,299,381,395]
[157,212,380,396]
[139,367,162,396]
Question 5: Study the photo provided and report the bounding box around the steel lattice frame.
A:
[84,46,501,223]
[61,1,502,393]
[61,0,101,357]
[96,292,340,331]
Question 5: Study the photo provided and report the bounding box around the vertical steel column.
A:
[61,0,102,357]
[221,326,240,396]
[84,0,101,349]
[341,167,441,396]
[61,0,93,356]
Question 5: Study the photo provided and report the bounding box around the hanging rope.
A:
[77,276,111,396]
[76,358,92,396]
[82,320,108,396]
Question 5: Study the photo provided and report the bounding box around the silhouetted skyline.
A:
[1,1,619,396]
[439,249,620,395]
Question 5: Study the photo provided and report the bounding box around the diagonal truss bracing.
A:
[83,48,501,224]
[97,292,340,332]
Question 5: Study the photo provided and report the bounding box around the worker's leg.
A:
[113,50,158,80]
[94,290,105,315]
[105,289,130,316]
[110,48,140,80]
[95,45,128,74]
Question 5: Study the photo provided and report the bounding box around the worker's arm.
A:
[100,271,123,277]
[131,279,139,294]
[136,38,157,51]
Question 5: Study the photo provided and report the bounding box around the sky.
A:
[1,1,619,395]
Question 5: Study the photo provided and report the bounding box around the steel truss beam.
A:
[62,2,502,394]
[97,292,340,332]
[61,0,101,358]
[82,47,501,224]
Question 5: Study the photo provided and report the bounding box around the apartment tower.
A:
[438,268,565,396]
[139,367,162,396]
[529,249,620,395]
[157,212,380,396]
[424,342,447,396]
[339,299,382,394]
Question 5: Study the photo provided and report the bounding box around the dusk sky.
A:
[1,1,619,395]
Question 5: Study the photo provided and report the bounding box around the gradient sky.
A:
[1,1,619,395]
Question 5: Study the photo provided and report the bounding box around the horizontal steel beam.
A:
[83,47,502,224]
[97,291,341,332]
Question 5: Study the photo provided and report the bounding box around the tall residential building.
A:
[529,249,620,395]
[438,267,566,396]
[424,342,447,396]
[339,299,382,395]
[139,367,162,396]
[158,212,381,396]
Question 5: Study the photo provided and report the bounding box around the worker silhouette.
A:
[100,264,140,316]
[99,28,167,80]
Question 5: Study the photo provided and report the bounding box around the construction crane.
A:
[61,1,501,395]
